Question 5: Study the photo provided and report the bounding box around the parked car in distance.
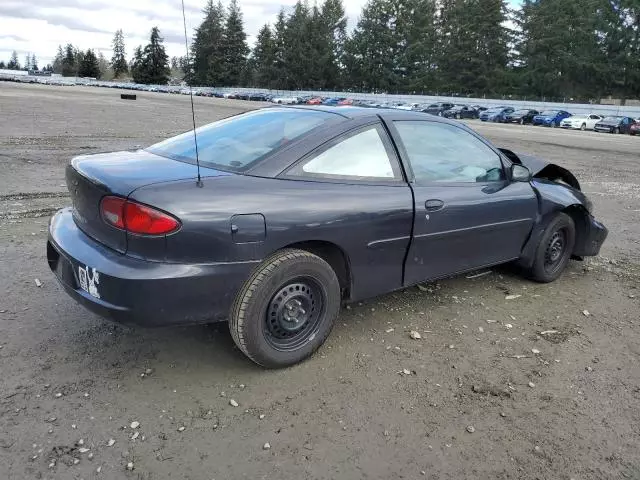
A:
[630,120,640,136]
[594,116,636,134]
[504,109,540,125]
[420,102,455,116]
[479,106,514,122]
[532,110,571,127]
[442,105,478,119]
[322,97,347,106]
[271,96,299,105]
[48,106,607,368]
[560,114,603,130]
[307,97,325,105]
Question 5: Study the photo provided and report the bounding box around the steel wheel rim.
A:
[264,278,325,351]
[544,228,567,274]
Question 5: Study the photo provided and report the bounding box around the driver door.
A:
[386,119,539,285]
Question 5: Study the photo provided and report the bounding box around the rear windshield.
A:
[603,116,622,122]
[147,108,336,172]
[540,110,558,116]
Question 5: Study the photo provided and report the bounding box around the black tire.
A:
[527,213,576,283]
[580,123,586,131]
[613,127,620,134]
[520,118,524,125]
[229,249,341,368]
[456,113,461,120]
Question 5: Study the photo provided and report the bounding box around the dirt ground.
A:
[1,82,639,480]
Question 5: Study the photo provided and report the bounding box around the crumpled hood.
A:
[499,149,581,190]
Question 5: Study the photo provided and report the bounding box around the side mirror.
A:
[511,164,532,182]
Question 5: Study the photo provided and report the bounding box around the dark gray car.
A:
[47,106,607,367]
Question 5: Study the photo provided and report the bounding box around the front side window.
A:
[147,108,335,172]
[394,121,505,183]
[287,126,399,181]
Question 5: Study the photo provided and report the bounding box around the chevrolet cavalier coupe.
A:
[47,107,608,367]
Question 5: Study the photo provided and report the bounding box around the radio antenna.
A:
[181,0,203,187]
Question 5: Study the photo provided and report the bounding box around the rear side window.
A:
[286,125,402,181]
[146,108,335,172]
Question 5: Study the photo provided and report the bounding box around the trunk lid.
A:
[67,149,229,253]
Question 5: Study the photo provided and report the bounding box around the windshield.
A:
[485,108,503,113]
[147,108,335,172]
[603,116,622,122]
[540,110,558,116]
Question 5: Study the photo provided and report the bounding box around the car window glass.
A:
[147,108,335,172]
[290,127,397,180]
[394,121,505,183]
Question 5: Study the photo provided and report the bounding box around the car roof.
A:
[278,105,460,124]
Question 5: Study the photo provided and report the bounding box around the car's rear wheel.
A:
[229,249,340,368]
[526,213,575,283]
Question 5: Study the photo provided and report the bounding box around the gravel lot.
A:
[1,82,639,480]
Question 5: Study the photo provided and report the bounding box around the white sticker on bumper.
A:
[78,265,101,299]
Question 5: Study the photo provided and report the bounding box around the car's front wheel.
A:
[581,123,586,130]
[526,213,576,283]
[229,249,341,368]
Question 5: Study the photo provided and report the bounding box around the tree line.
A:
[187,0,639,100]
[1,52,43,71]
[24,0,640,100]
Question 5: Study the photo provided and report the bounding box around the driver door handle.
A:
[425,199,445,212]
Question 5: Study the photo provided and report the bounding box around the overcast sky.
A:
[1,0,521,67]
[0,0,371,67]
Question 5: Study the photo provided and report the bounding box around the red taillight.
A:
[100,196,180,235]
[100,196,126,229]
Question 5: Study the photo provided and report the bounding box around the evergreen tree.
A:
[7,51,20,70]
[404,0,439,93]
[79,49,101,78]
[222,0,249,86]
[253,24,278,88]
[62,44,76,76]
[24,55,31,70]
[516,0,605,99]
[282,1,313,90]
[132,27,170,84]
[130,46,144,81]
[97,52,111,79]
[312,0,347,89]
[597,0,640,100]
[344,0,403,92]
[31,54,38,71]
[111,29,129,78]
[0,61,5,69]
[74,48,85,74]
[436,0,510,95]
[272,8,289,89]
[191,0,226,85]
[52,45,65,74]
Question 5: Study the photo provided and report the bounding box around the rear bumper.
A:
[47,208,257,326]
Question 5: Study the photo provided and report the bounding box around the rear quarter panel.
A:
[130,175,414,301]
